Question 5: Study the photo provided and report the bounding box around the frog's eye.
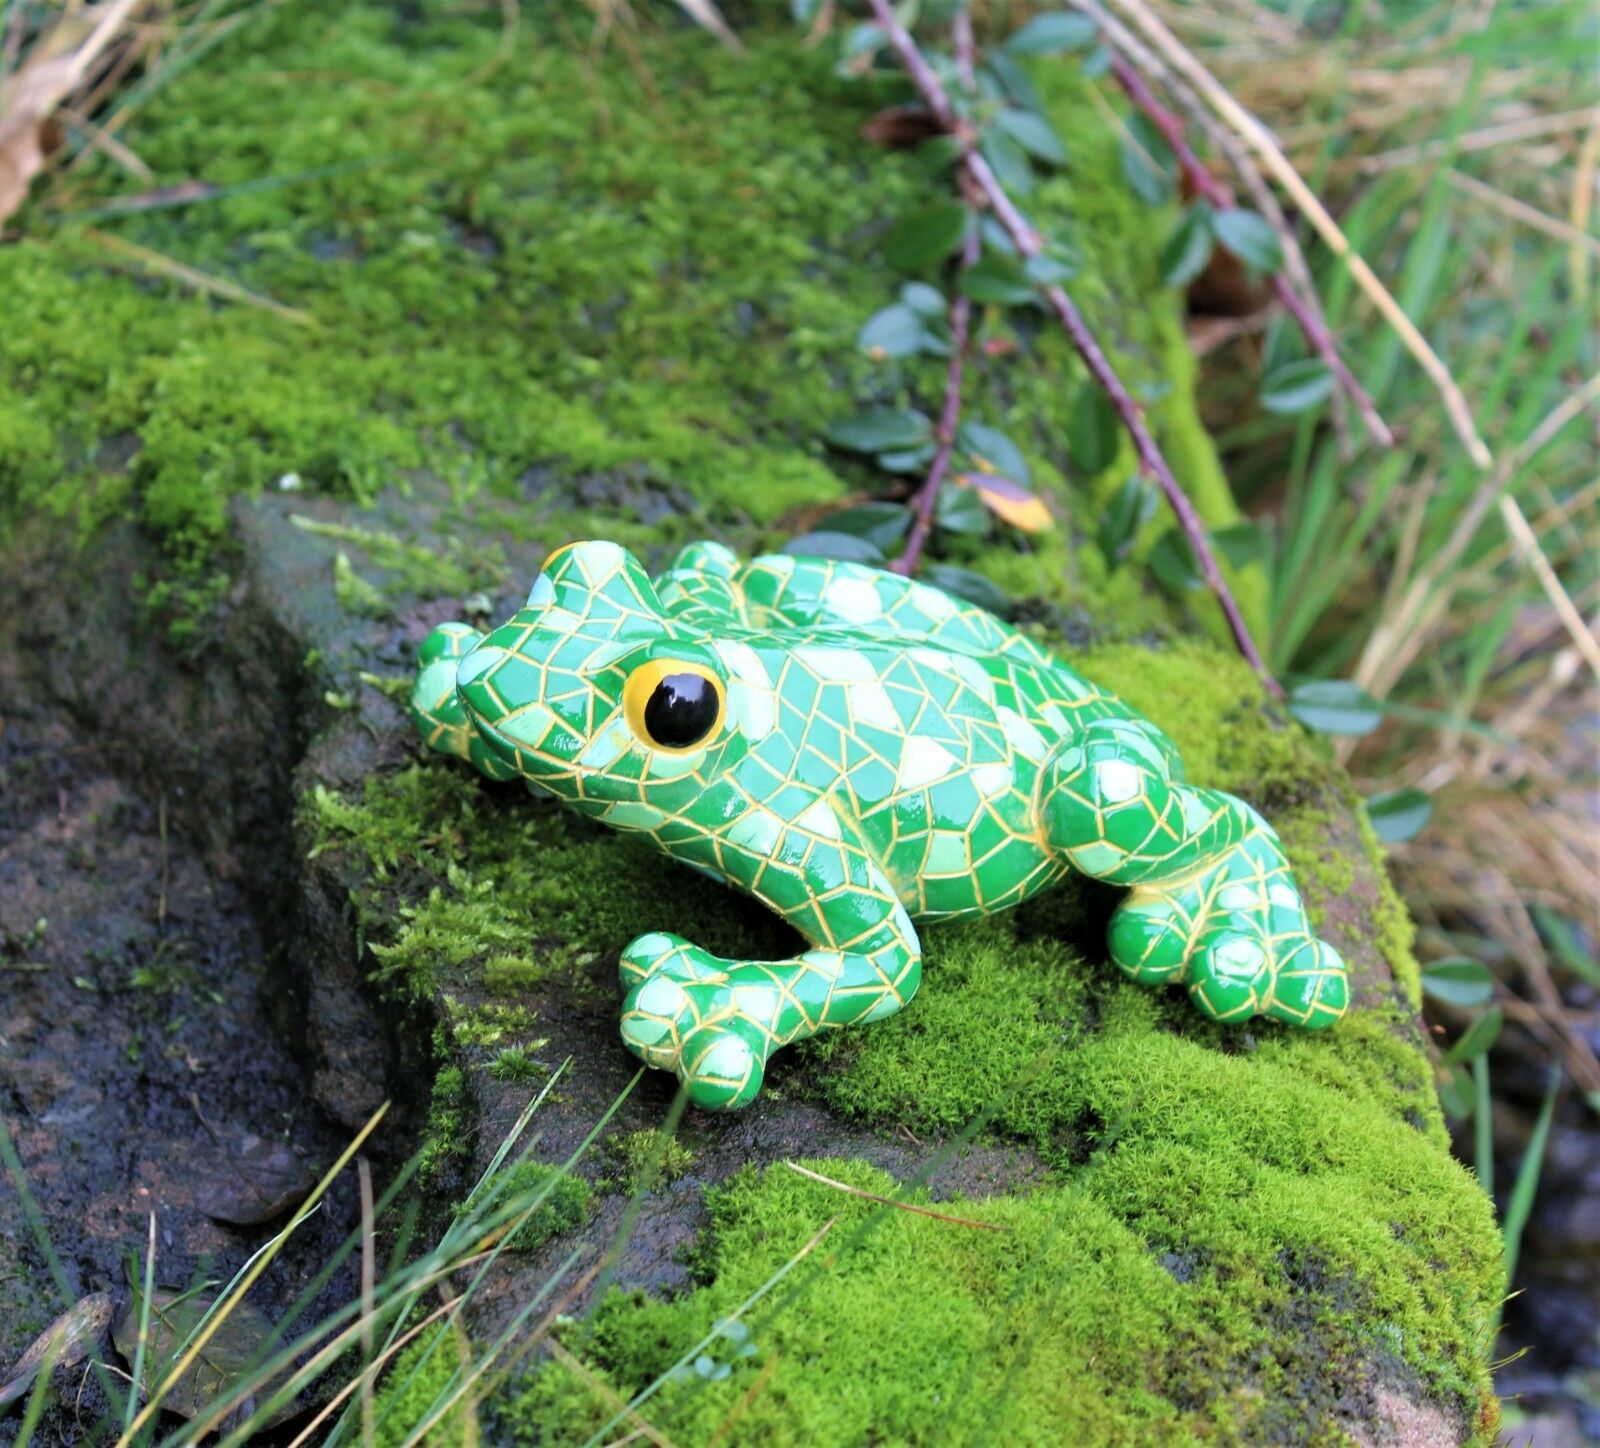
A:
[623,659,725,753]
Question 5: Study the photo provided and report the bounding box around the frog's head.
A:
[453,541,738,805]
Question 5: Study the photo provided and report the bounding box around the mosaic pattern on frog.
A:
[409,539,1348,1109]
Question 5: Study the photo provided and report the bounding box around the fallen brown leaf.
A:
[0,0,146,227]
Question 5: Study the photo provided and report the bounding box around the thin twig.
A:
[1105,0,1494,470]
[866,0,1278,691]
[893,8,980,578]
[1107,51,1394,448]
[782,1160,1009,1230]
[1073,0,1353,453]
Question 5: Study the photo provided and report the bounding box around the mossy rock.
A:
[0,3,1498,1444]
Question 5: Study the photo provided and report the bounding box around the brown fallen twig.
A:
[864,0,1280,693]
[1107,52,1395,450]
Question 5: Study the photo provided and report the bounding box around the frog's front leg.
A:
[409,623,519,781]
[1040,718,1349,1029]
[617,804,922,1110]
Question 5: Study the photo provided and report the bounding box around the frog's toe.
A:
[618,931,723,991]
[1107,891,1193,987]
[679,1021,767,1111]
[1263,937,1349,1029]
[1186,927,1273,1024]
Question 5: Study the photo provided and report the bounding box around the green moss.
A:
[500,1152,1494,1445]
[464,1159,593,1252]
[606,1130,695,1195]
[370,1322,473,1448]
[420,1065,469,1187]
[4,1,1247,643]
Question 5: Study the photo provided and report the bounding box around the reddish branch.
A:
[894,9,980,578]
[866,0,1280,692]
[1109,53,1395,450]
[893,226,980,577]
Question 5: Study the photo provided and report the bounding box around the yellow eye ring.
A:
[623,659,726,753]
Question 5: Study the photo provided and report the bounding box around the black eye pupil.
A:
[644,673,719,749]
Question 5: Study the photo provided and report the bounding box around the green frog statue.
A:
[410,540,1348,1109]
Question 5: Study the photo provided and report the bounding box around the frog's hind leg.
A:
[410,622,519,781]
[1039,718,1348,1029]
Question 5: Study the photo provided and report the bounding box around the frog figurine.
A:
[410,540,1348,1109]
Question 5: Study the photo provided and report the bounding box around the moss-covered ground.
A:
[5,0,1499,1440]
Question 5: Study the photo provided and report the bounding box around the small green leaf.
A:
[925,563,1011,615]
[1261,359,1335,415]
[899,282,947,319]
[957,421,1031,486]
[1421,957,1495,1009]
[1005,12,1099,54]
[1531,905,1600,988]
[1148,527,1203,594]
[1287,679,1383,736]
[885,203,969,270]
[1024,236,1082,284]
[1213,207,1284,273]
[994,108,1067,165]
[876,443,938,474]
[843,22,885,57]
[783,531,886,564]
[1444,1008,1503,1066]
[858,304,927,359]
[935,480,989,535]
[982,51,1045,113]
[1161,203,1216,288]
[1081,42,1112,78]
[824,408,932,453]
[1436,1065,1474,1120]
[818,503,912,551]
[980,129,1035,195]
[1211,520,1270,570]
[1097,474,1159,568]
[1120,113,1175,205]
[1365,787,1433,845]
[1068,386,1119,474]
[960,252,1037,305]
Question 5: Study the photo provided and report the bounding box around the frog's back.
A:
[721,551,1137,737]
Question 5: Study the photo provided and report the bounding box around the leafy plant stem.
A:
[1105,50,1394,449]
[892,8,981,579]
[863,0,1280,692]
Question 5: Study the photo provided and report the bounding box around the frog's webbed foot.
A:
[1108,839,1349,1027]
[410,623,519,781]
[618,922,922,1111]
[1042,719,1348,1029]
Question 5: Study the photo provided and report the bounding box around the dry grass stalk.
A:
[782,1160,1010,1230]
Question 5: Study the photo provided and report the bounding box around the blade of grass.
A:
[77,226,317,326]
[1498,1066,1560,1312]
[1473,1056,1494,1198]
[117,1100,389,1444]
[124,1212,157,1435]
